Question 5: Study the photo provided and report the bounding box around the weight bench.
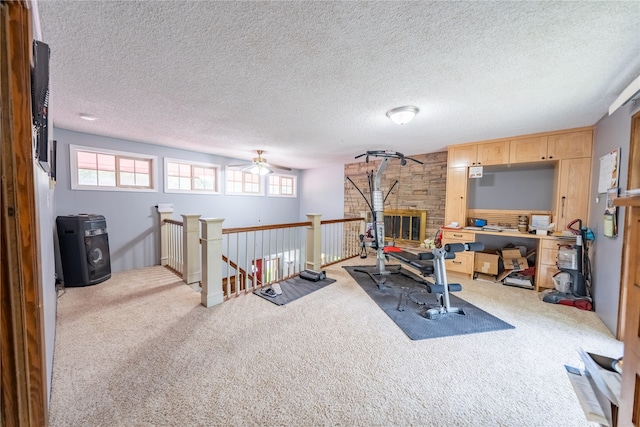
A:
[384,248,435,277]
[418,242,484,319]
[385,242,483,319]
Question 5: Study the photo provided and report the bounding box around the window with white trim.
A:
[70,145,157,192]
[225,168,262,195]
[268,174,297,197]
[164,158,220,194]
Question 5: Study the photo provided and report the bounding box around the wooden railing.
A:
[157,207,365,307]
[221,221,311,299]
[320,218,363,267]
[163,218,184,276]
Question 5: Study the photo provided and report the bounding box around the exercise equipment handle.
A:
[444,243,466,253]
[464,242,484,252]
[445,242,484,253]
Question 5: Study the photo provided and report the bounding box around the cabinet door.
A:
[556,158,591,230]
[547,130,593,159]
[537,263,559,290]
[444,167,467,226]
[477,141,510,166]
[509,136,548,163]
[448,145,477,168]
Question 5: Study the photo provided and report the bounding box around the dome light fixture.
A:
[386,106,419,125]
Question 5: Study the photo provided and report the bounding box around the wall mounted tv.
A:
[31,40,50,172]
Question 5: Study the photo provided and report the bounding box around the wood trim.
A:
[222,221,312,235]
[1,2,48,425]
[446,125,595,149]
[617,110,640,340]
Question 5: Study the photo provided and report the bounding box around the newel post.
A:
[200,218,225,307]
[181,214,201,285]
[306,213,322,271]
[157,204,174,266]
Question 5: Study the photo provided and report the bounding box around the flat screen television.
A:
[31,40,50,172]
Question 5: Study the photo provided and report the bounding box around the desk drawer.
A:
[442,230,475,242]
[445,252,474,276]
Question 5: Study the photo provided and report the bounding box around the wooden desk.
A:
[441,228,576,291]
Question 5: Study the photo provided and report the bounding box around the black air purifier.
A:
[57,214,111,287]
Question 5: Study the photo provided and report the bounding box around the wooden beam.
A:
[0,1,48,425]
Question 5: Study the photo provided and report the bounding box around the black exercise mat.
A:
[253,276,336,306]
[344,265,514,340]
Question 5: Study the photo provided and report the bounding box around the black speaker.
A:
[57,214,111,287]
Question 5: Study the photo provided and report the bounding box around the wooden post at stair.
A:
[199,218,225,307]
[157,204,173,266]
[306,213,322,271]
[181,214,201,285]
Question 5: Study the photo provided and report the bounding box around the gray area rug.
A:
[253,275,336,306]
[344,265,515,340]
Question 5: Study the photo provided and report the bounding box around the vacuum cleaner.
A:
[542,219,593,310]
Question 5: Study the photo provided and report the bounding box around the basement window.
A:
[70,145,157,192]
[268,174,297,197]
[164,158,220,194]
[225,167,262,195]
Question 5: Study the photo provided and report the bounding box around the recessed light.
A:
[79,113,98,121]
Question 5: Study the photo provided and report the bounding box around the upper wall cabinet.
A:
[547,130,593,159]
[477,141,510,166]
[509,136,549,163]
[448,141,509,167]
[448,144,477,167]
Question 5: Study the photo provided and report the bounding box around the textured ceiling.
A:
[37,1,640,170]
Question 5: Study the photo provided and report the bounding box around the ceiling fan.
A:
[230,150,291,175]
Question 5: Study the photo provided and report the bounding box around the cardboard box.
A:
[474,251,500,275]
[501,248,529,272]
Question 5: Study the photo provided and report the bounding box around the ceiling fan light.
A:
[386,106,419,125]
[247,164,272,175]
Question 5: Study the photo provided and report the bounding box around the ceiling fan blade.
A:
[270,164,292,171]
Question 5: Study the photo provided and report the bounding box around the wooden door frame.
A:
[1,1,48,425]
[617,110,640,339]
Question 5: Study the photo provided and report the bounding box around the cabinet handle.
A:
[453,261,462,264]
[541,156,545,159]
[549,156,553,159]
[453,234,463,237]
[561,196,566,218]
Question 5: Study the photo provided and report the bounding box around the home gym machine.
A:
[347,150,423,287]
[412,242,484,319]
[347,150,484,318]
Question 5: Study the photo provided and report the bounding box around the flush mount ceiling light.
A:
[386,106,419,125]
[79,113,98,121]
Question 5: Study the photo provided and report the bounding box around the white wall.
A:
[299,164,345,220]
[53,128,302,274]
[589,99,640,335]
[35,157,57,403]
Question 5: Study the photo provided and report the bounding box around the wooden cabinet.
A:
[555,158,591,231]
[444,167,467,226]
[448,141,509,167]
[441,230,476,277]
[536,238,575,290]
[547,130,593,159]
[614,196,640,427]
[476,141,510,166]
[509,136,549,163]
[448,145,477,168]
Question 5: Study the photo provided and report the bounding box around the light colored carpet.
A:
[49,257,620,426]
